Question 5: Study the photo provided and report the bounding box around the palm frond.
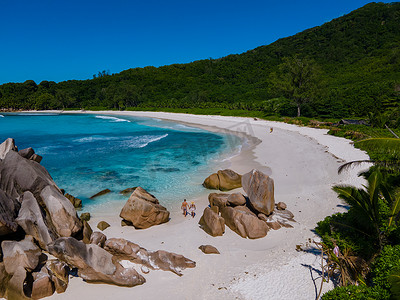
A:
[338,160,374,174]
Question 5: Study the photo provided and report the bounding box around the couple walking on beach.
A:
[181,199,196,218]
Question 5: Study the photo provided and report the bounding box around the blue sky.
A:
[0,0,391,84]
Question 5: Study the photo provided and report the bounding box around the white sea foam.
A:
[0,115,4,117]
[73,136,121,143]
[95,115,130,122]
[125,134,169,148]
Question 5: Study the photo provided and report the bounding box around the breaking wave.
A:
[95,115,130,122]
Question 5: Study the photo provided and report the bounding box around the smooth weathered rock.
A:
[48,237,146,287]
[203,173,220,190]
[198,207,225,237]
[208,193,229,209]
[120,187,170,229]
[0,150,82,237]
[18,147,34,159]
[227,193,247,206]
[40,185,82,237]
[6,266,29,300]
[0,189,20,236]
[242,169,275,215]
[199,245,220,254]
[65,193,82,209]
[0,150,53,198]
[30,154,43,164]
[104,238,196,276]
[210,205,219,215]
[2,236,41,275]
[276,202,287,210]
[121,219,132,227]
[82,220,93,244]
[0,262,11,298]
[0,138,16,160]
[275,209,295,221]
[90,231,107,248]
[217,169,242,191]
[119,187,137,195]
[221,206,269,239]
[97,221,110,231]
[258,213,281,230]
[16,191,56,250]
[203,169,242,191]
[31,266,55,300]
[90,189,111,199]
[80,212,90,222]
[46,260,69,294]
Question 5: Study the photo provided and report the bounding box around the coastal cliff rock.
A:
[0,189,20,236]
[120,187,170,229]
[198,207,225,237]
[104,238,196,276]
[64,193,82,209]
[242,169,275,215]
[203,169,242,191]
[48,237,146,287]
[18,147,34,159]
[0,262,10,298]
[221,206,269,239]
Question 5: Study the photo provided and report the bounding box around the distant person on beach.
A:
[189,201,196,218]
[181,199,188,217]
[270,127,273,133]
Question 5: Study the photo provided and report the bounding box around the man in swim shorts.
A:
[181,199,188,217]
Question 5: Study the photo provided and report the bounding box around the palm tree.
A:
[333,170,400,249]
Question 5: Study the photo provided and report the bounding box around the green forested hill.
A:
[1,2,399,119]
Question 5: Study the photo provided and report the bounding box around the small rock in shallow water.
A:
[90,189,111,199]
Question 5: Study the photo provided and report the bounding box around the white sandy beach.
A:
[43,111,370,300]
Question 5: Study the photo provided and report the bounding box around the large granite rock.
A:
[90,231,107,248]
[64,193,82,209]
[45,259,69,294]
[1,236,41,275]
[5,266,29,300]
[0,262,11,298]
[242,169,275,215]
[221,206,269,239]
[208,193,229,210]
[227,193,247,206]
[120,187,169,229]
[198,207,225,237]
[0,189,20,236]
[16,191,56,250]
[0,138,17,160]
[48,237,145,287]
[203,169,242,191]
[0,150,54,199]
[104,238,196,276]
[31,266,55,300]
[0,149,82,238]
[18,147,34,159]
[40,185,82,237]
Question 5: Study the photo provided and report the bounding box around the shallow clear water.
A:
[0,113,241,212]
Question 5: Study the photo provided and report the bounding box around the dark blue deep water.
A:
[0,113,241,212]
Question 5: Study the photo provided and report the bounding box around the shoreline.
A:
[19,110,369,299]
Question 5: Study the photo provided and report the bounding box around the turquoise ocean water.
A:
[0,113,241,212]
